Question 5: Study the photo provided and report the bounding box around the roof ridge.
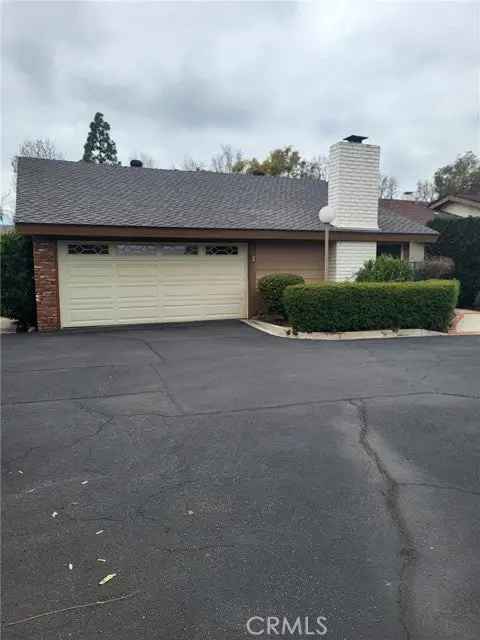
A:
[16,156,328,184]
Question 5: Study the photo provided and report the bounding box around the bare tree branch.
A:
[11,138,64,176]
[379,174,398,199]
[181,156,206,171]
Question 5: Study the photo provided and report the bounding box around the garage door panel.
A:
[58,242,247,327]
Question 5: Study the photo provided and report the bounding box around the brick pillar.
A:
[32,238,60,331]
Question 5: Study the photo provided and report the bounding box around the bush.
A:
[356,255,414,282]
[258,273,305,318]
[283,280,459,333]
[474,292,480,310]
[414,256,455,280]
[428,217,480,307]
[0,231,36,329]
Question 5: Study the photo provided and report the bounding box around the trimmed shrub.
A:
[258,273,305,318]
[356,255,414,282]
[414,256,455,280]
[428,217,480,307]
[0,231,36,329]
[283,280,459,333]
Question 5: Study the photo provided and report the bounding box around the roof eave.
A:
[15,222,439,243]
[430,195,480,209]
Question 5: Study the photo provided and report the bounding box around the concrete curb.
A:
[243,319,447,341]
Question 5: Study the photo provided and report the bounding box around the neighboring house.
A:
[430,191,480,218]
[15,135,437,331]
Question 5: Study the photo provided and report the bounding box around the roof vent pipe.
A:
[130,159,143,168]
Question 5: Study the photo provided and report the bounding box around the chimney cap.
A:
[343,135,368,144]
[130,159,143,168]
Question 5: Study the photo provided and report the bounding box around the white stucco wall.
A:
[331,241,377,281]
[328,141,380,230]
[327,242,336,281]
[440,202,480,218]
[409,242,425,262]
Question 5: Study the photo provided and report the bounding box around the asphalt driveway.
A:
[2,322,480,639]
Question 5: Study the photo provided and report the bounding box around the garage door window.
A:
[159,245,199,256]
[67,243,109,255]
[117,244,157,256]
[206,245,239,256]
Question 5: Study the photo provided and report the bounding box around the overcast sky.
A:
[2,0,479,207]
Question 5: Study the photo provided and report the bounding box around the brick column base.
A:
[32,238,60,331]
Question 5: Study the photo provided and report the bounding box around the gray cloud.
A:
[2,0,479,202]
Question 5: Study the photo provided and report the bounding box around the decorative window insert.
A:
[159,245,199,256]
[68,243,109,255]
[117,244,157,256]
[205,245,239,256]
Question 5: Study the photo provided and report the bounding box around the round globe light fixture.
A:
[318,205,335,224]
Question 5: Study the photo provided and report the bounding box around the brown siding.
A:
[254,240,325,313]
[32,238,60,331]
[255,240,325,283]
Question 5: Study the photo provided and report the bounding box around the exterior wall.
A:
[440,202,480,218]
[331,241,377,281]
[409,242,425,262]
[255,240,325,283]
[254,240,325,313]
[328,141,380,230]
[327,242,336,281]
[32,237,60,331]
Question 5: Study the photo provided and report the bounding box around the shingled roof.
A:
[16,157,436,236]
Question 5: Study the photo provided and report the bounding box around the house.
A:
[15,135,438,331]
[429,191,480,218]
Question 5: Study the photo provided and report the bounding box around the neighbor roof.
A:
[16,158,435,236]
[380,198,435,226]
[430,190,480,210]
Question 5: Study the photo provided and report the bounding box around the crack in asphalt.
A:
[3,416,115,471]
[351,399,416,640]
[400,482,480,498]
[4,389,479,410]
[148,362,185,414]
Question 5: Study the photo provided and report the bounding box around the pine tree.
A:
[82,112,120,164]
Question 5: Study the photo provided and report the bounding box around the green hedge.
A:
[0,231,36,329]
[282,280,459,333]
[356,255,414,282]
[258,273,305,318]
[428,217,480,307]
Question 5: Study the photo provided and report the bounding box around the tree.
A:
[232,146,327,180]
[1,192,14,225]
[11,138,64,178]
[379,174,398,199]
[179,145,328,179]
[433,151,480,199]
[181,156,206,171]
[428,217,480,307]
[295,155,329,181]
[211,145,244,173]
[82,112,119,164]
[415,179,437,203]
[0,231,36,329]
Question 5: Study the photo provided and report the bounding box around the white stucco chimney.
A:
[328,135,380,230]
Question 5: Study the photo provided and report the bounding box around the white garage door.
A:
[58,241,248,327]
